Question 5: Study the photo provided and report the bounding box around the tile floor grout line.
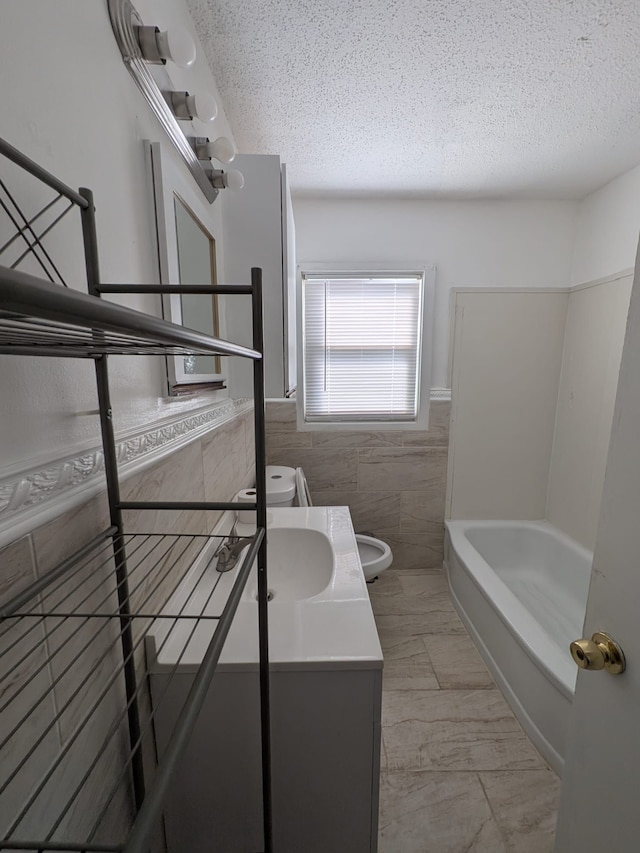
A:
[476,770,511,850]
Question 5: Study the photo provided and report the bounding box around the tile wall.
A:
[0,407,255,848]
[265,399,451,570]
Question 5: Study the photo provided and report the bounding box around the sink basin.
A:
[242,526,334,602]
[147,507,382,668]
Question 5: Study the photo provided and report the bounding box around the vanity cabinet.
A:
[149,505,383,852]
[152,665,382,852]
[223,153,297,398]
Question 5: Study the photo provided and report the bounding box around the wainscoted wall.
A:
[265,399,451,570]
[0,405,255,844]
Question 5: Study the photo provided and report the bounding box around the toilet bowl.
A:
[289,466,393,580]
[354,534,393,580]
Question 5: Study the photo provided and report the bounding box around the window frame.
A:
[296,263,435,431]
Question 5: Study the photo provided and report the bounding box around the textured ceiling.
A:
[187,0,640,198]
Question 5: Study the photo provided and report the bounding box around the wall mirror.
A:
[146,140,227,395]
[173,196,220,381]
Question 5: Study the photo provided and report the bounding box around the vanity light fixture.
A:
[108,0,240,203]
[170,92,218,123]
[194,136,237,164]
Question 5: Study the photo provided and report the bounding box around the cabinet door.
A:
[281,164,297,395]
[223,153,286,398]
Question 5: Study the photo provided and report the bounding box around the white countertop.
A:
[147,506,383,672]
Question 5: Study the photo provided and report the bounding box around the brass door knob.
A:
[570,632,626,675]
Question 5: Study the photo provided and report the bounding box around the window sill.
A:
[297,417,428,432]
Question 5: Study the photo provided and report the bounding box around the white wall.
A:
[571,164,640,285]
[0,0,235,473]
[293,197,578,388]
[447,291,568,520]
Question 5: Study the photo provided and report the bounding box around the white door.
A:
[555,244,640,851]
[281,163,297,396]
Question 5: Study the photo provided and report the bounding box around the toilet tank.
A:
[266,465,296,507]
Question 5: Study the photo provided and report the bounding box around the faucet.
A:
[215,536,254,572]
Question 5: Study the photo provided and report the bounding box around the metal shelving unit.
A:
[0,138,272,853]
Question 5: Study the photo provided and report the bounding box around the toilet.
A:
[352,533,393,581]
[262,465,393,581]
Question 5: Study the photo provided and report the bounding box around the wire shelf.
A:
[0,528,261,852]
[0,134,272,853]
[0,266,261,360]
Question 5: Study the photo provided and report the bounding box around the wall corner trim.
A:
[569,268,635,293]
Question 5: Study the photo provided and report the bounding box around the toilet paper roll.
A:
[235,488,257,524]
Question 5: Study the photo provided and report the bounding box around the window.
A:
[299,267,434,427]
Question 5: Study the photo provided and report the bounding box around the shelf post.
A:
[251,266,273,853]
[80,187,146,812]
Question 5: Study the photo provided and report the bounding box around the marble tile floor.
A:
[369,569,561,853]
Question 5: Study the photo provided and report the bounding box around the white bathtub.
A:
[444,520,592,774]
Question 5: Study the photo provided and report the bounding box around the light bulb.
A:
[171,91,218,121]
[205,136,236,164]
[186,93,217,122]
[208,168,245,192]
[224,169,245,190]
[155,26,196,68]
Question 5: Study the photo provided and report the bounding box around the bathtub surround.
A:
[447,273,632,550]
[369,568,561,852]
[547,273,633,549]
[265,398,451,570]
[447,290,568,520]
[544,166,640,548]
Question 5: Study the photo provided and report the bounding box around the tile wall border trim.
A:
[0,398,253,548]
[430,388,452,401]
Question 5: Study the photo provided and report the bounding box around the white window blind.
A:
[302,273,424,423]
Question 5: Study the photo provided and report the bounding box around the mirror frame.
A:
[146,140,227,394]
